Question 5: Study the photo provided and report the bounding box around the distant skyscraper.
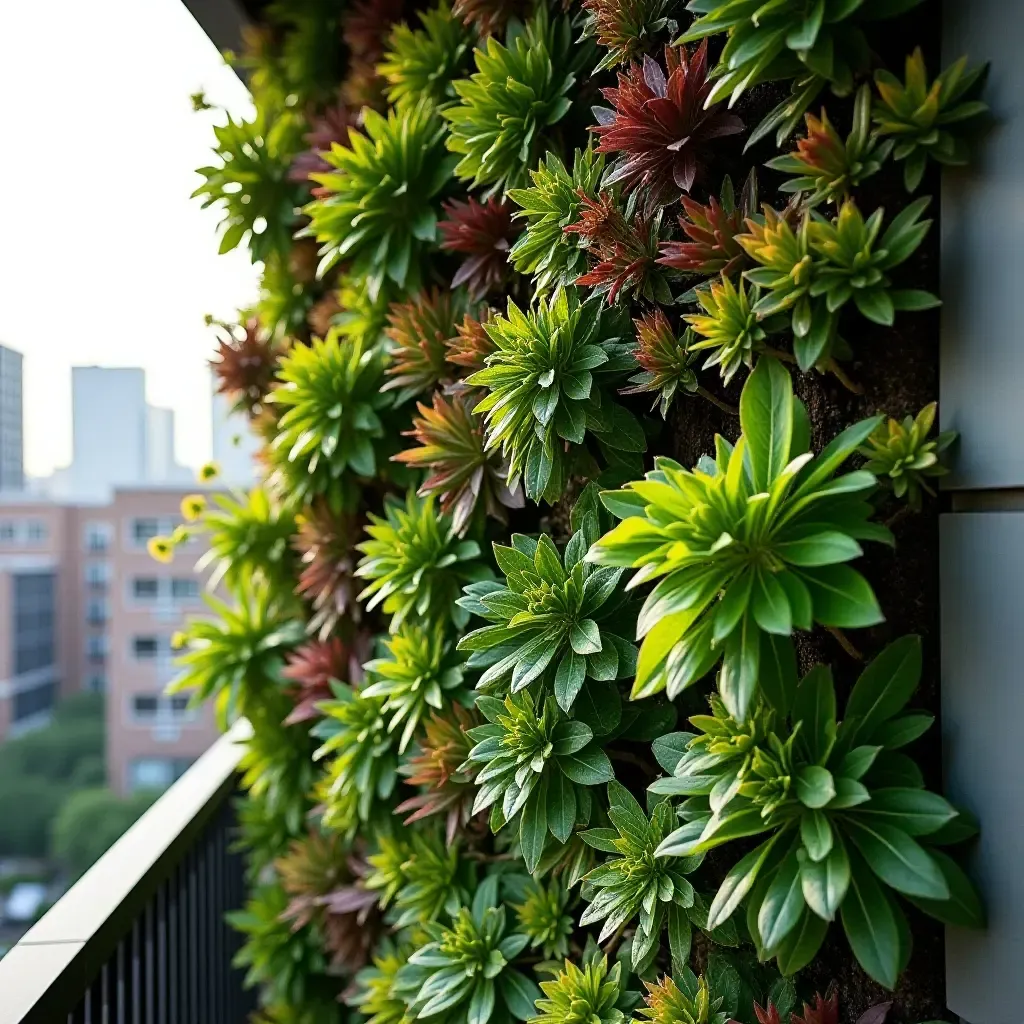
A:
[70,367,148,501]
[145,406,192,485]
[211,376,258,487]
[0,344,25,492]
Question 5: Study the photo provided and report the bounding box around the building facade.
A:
[0,487,220,794]
[0,344,25,492]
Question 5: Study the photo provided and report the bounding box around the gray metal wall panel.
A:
[941,512,1024,1022]
[940,0,1024,490]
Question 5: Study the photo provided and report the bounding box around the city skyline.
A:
[0,0,259,479]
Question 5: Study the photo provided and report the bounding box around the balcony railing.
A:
[0,721,257,1024]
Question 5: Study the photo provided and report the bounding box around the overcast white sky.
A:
[0,0,260,477]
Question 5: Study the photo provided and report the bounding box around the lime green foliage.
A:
[530,954,627,1024]
[873,48,989,191]
[228,882,332,1008]
[365,828,467,927]
[508,148,606,294]
[684,277,771,385]
[350,941,414,1024]
[379,2,473,105]
[444,11,586,195]
[580,782,697,970]
[395,878,542,1024]
[268,331,393,508]
[355,492,492,632]
[739,199,939,371]
[303,102,456,298]
[589,358,890,718]
[655,637,983,988]
[314,683,399,835]
[465,691,614,872]
[765,86,892,206]
[193,104,306,263]
[857,402,956,510]
[457,486,636,714]
[466,288,643,503]
[636,972,728,1024]
[510,877,574,960]
[169,577,304,725]
[197,487,297,592]
[679,0,925,145]
[362,623,470,752]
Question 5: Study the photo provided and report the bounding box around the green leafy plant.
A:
[530,953,630,1024]
[857,402,956,510]
[636,972,727,1024]
[303,101,455,297]
[193,104,306,263]
[588,357,890,718]
[510,877,574,960]
[621,310,701,418]
[378,2,473,105]
[465,690,615,871]
[350,939,414,1024]
[395,877,542,1024]
[356,491,492,631]
[739,199,939,371]
[393,391,524,535]
[582,0,674,71]
[580,782,698,969]
[314,682,399,836]
[508,148,606,295]
[466,288,644,503]
[873,48,989,191]
[678,0,926,146]
[361,622,470,752]
[457,487,637,712]
[169,575,304,724]
[268,330,393,508]
[765,86,892,206]
[444,10,584,195]
[655,637,984,988]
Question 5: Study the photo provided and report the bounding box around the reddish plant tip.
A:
[590,41,744,209]
[438,196,523,300]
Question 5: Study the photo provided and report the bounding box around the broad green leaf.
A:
[558,746,614,785]
[799,810,833,862]
[846,820,949,899]
[554,651,587,711]
[796,766,836,809]
[773,907,828,976]
[520,781,549,873]
[844,635,922,744]
[800,840,850,920]
[740,355,793,492]
[707,834,782,929]
[759,632,797,717]
[852,788,957,836]
[546,769,577,844]
[841,860,903,990]
[792,664,836,764]
[498,971,542,1021]
[905,849,985,928]
[758,852,806,952]
[573,677,622,736]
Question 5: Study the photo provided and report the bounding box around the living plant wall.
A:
[175,1,990,1021]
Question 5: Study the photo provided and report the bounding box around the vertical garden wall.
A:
[176,1,992,1021]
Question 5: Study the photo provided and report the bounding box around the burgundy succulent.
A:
[438,196,523,300]
[444,312,496,377]
[282,636,367,725]
[210,318,282,418]
[657,171,758,277]
[591,41,744,208]
[292,502,363,640]
[564,191,664,304]
[451,0,529,38]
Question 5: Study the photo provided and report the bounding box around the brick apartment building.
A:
[0,486,219,794]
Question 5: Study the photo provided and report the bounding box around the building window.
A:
[13,681,55,723]
[86,634,108,661]
[85,561,110,589]
[170,578,199,601]
[86,673,106,693]
[132,636,160,660]
[84,521,112,553]
[127,756,193,792]
[0,520,16,542]
[130,693,192,721]
[131,694,160,718]
[25,520,46,542]
[13,572,55,675]
[86,597,108,626]
[132,577,160,601]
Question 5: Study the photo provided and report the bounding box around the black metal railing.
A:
[0,721,258,1024]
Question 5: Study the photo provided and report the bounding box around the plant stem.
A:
[884,504,915,531]
[827,626,863,661]
[826,358,863,395]
[696,387,738,416]
[601,922,629,957]
[763,347,797,365]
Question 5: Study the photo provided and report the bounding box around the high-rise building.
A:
[211,380,258,486]
[0,344,25,492]
[69,367,148,501]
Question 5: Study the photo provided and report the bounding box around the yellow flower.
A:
[198,461,220,482]
[180,494,207,521]
[170,630,188,651]
[147,536,175,563]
